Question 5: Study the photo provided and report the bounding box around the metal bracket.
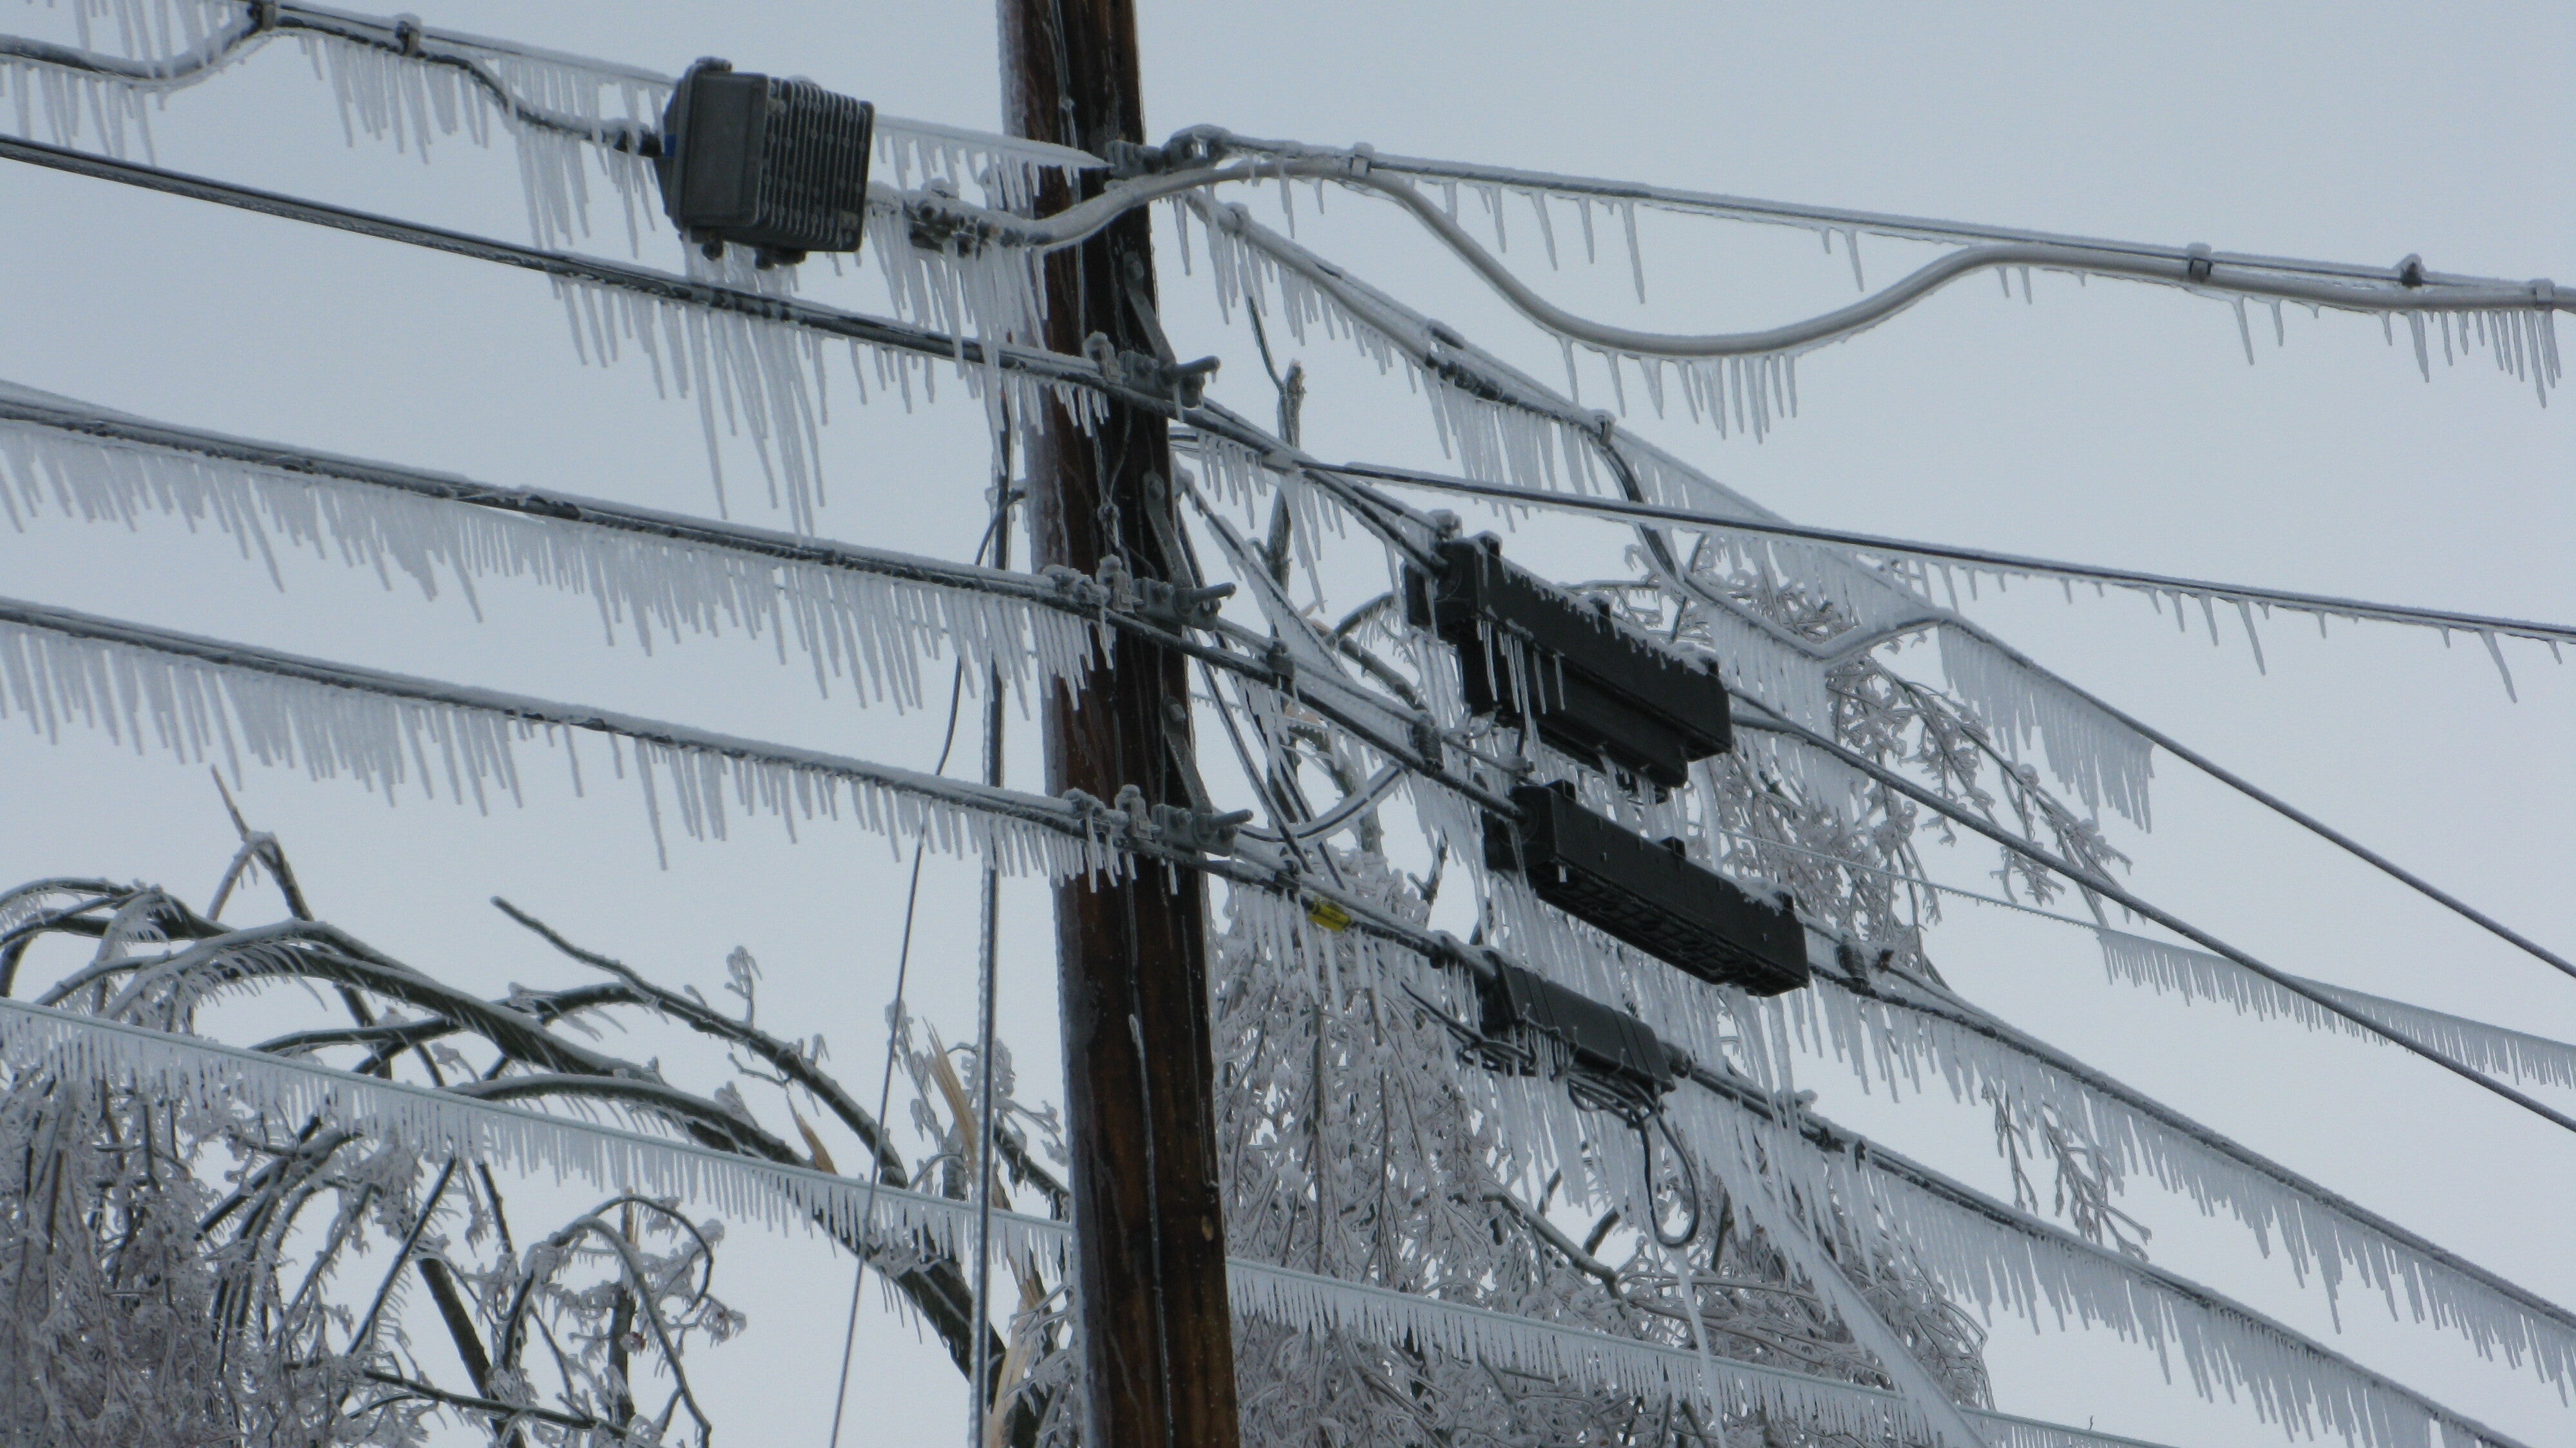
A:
[1086,334,1220,408]
[1133,578,1234,632]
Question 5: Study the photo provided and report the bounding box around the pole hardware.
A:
[654,57,875,268]
[1490,782,1811,996]
[1406,532,1731,792]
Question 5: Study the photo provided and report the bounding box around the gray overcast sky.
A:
[1,2,2570,1445]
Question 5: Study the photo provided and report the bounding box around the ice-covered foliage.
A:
[0,837,1068,1447]
[1202,851,1994,1447]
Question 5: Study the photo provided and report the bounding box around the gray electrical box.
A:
[656,59,874,266]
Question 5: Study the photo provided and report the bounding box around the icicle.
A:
[0,607,1128,881]
[2097,930,2576,1093]
[0,416,1108,716]
[1794,966,2576,1401]
[545,268,1097,533]
[1935,626,2153,828]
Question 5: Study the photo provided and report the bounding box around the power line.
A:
[1177,206,2576,990]
[1209,129,2562,296]
[1315,453,2576,650]
[30,120,2564,1059]
[1729,699,2576,1137]
[3,588,2562,1438]
[0,993,2191,1448]
[0,2,1100,176]
[5,17,2568,1440]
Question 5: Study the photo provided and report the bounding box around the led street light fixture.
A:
[1489,782,1810,996]
[1405,534,1730,791]
[656,58,875,267]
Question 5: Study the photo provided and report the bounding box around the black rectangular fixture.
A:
[657,59,875,265]
[1405,534,1729,790]
[1488,782,1810,995]
[1475,956,1681,1101]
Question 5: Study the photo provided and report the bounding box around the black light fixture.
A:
[1489,782,1810,996]
[655,59,875,267]
[1405,533,1729,791]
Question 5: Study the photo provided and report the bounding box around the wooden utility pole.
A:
[997,5,1245,1447]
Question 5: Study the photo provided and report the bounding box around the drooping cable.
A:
[0,988,2201,1448]
[828,493,1013,1448]
[1202,129,2544,293]
[966,422,1016,1448]
[0,1,1101,177]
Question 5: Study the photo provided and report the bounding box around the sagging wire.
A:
[814,481,1016,1448]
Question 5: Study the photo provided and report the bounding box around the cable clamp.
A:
[1093,783,1249,856]
[1154,802,1253,856]
[905,183,989,256]
[1061,787,1124,837]
[1084,332,1218,408]
[1039,564,1110,611]
[392,13,424,56]
[2396,254,2427,288]
[2184,243,2214,283]
[1090,554,1137,610]
[1406,715,1444,767]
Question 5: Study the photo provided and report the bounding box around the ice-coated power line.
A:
[1206,129,2561,294]
[10,9,2556,411]
[23,6,2549,324]
[1317,454,2576,651]
[914,147,2565,380]
[0,590,1477,952]
[0,1,1101,182]
[0,388,1528,834]
[1796,944,2576,1370]
[4,585,2562,1441]
[1679,1058,2535,1448]
[0,592,1133,873]
[1729,699,2576,1137]
[1177,206,2576,989]
[0,133,1445,558]
[0,847,2542,1448]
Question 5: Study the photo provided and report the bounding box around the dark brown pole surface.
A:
[997,5,1244,1447]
